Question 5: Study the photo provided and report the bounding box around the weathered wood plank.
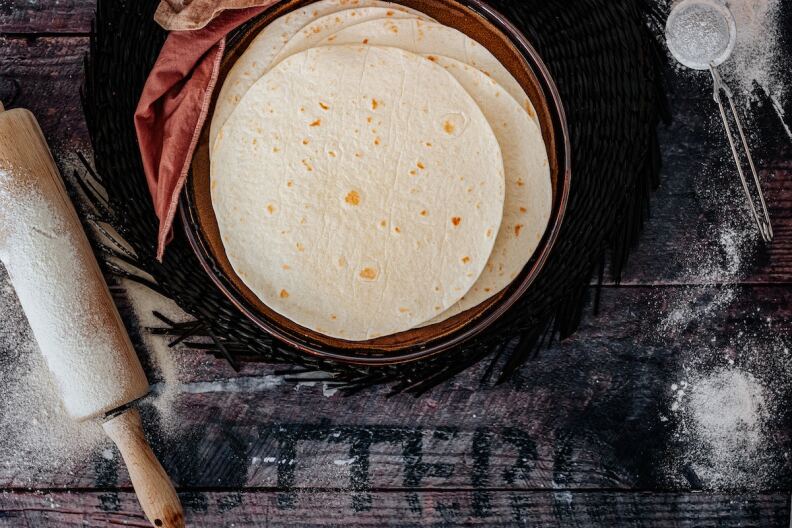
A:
[613,81,792,285]
[0,1,95,34]
[0,490,788,527]
[0,36,89,155]
[2,285,789,491]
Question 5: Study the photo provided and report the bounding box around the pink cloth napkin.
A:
[135,4,273,261]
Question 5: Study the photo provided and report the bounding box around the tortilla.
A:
[318,18,541,129]
[273,8,429,69]
[211,45,506,341]
[210,0,431,148]
[421,56,551,325]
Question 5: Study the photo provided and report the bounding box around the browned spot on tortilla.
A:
[355,152,363,158]
[367,116,373,124]
[417,162,426,170]
[363,38,369,44]
[427,55,438,62]
[514,224,524,237]
[282,264,290,270]
[524,101,535,117]
[519,207,527,213]
[345,191,361,206]
[309,119,322,127]
[394,226,402,234]
[211,180,218,191]
[338,257,347,267]
[462,256,471,264]
[398,307,410,313]
[330,314,337,320]
[303,138,310,145]
[380,219,387,228]
[266,204,276,215]
[444,121,455,134]
[484,288,492,293]
[272,146,280,153]
[425,141,433,147]
[360,267,378,280]
[516,178,525,187]
[371,99,379,110]
[280,289,290,299]
[386,10,395,16]
[374,137,381,146]
[409,170,417,177]
[486,228,493,238]
[296,243,305,252]
[451,217,462,227]
[302,159,314,172]
[287,181,294,188]
[328,151,337,158]
[319,102,329,110]
[420,210,428,217]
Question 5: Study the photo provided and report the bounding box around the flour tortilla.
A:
[421,56,551,325]
[318,18,541,129]
[210,0,432,148]
[273,8,429,68]
[211,45,506,341]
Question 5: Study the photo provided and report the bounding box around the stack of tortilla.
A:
[210,0,551,342]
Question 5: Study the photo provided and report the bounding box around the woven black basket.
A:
[81,0,668,393]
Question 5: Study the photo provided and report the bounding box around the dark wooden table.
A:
[1,2,791,526]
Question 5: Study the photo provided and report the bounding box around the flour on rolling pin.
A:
[0,168,148,420]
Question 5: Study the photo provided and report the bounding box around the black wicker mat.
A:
[81,0,668,394]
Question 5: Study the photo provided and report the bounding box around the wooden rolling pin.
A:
[0,102,185,528]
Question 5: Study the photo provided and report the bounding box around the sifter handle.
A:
[103,409,185,528]
[710,66,773,242]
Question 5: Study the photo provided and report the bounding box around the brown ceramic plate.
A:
[181,0,571,366]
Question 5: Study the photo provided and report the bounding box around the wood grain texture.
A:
[604,70,792,285]
[2,286,789,491]
[0,36,90,155]
[1,16,791,528]
[0,1,94,34]
[0,490,788,527]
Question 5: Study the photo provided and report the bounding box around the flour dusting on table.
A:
[669,367,771,488]
[0,166,189,474]
[655,0,791,485]
[123,280,192,436]
[0,240,106,478]
[722,0,784,102]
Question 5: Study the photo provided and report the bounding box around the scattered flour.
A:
[0,264,107,479]
[679,369,769,488]
[122,280,191,437]
[664,336,792,491]
[657,0,789,488]
[722,0,785,102]
[0,166,192,475]
[659,224,751,334]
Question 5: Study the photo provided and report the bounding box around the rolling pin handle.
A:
[103,409,185,528]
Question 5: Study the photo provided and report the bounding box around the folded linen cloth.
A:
[135,2,275,260]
